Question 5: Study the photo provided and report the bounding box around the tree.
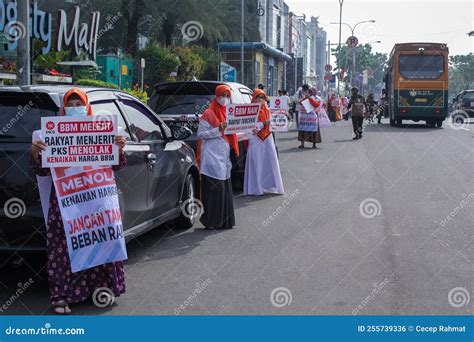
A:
[138,44,181,85]
[449,54,474,97]
[333,44,387,93]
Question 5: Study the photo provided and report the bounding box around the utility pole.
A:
[337,0,344,95]
[17,0,31,85]
[241,0,245,85]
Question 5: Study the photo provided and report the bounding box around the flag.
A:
[341,67,347,80]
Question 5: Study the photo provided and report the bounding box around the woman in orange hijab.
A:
[243,89,284,196]
[196,84,238,229]
[31,87,127,314]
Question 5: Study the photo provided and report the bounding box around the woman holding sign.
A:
[298,87,322,149]
[31,88,127,314]
[243,89,284,196]
[197,85,238,229]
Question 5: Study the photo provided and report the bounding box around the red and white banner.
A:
[270,96,289,132]
[41,115,119,168]
[51,165,127,273]
[224,103,261,134]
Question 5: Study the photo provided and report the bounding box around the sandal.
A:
[53,300,72,315]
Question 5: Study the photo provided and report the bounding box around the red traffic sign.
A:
[346,36,358,48]
[324,64,332,72]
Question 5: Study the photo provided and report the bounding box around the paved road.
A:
[1,118,473,315]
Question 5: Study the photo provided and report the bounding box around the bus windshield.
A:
[398,54,444,79]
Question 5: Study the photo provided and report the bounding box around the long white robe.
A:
[243,123,285,196]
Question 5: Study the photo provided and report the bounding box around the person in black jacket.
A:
[347,87,368,139]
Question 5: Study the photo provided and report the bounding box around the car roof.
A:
[0,85,120,95]
[153,80,251,94]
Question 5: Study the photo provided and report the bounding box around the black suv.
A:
[451,90,474,123]
[0,86,199,254]
[148,81,253,188]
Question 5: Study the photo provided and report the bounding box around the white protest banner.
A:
[224,103,261,134]
[51,166,127,273]
[41,115,119,168]
[301,99,315,113]
[298,112,319,132]
[270,114,289,132]
[269,96,290,132]
[270,96,289,113]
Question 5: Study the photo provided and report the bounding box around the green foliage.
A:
[138,43,181,85]
[191,46,219,80]
[171,46,204,81]
[76,78,119,89]
[449,54,474,97]
[124,84,149,103]
[333,44,387,93]
[33,50,70,73]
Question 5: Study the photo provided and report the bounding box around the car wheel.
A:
[174,173,198,229]
[389,117,395,126]
[436,120,443,128]
[453,116,464,124]
[427,120,436,128]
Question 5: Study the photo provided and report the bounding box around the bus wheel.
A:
[436,120,443,128]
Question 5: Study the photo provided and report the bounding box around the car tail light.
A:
[435,109,441,114]
[400,109,408,113]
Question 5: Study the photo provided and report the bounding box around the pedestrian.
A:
[243,89,285,196]
[328,94,342,121]
[298,86,322,149]
[341,96,350,121]
[30,88,127,315]
[347,86,368,140]
[196,85,237,229]
[376,89,387,124]
[366,93,377,123]
[293,86,305,129]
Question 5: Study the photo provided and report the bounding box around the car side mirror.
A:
[170,125,192,140]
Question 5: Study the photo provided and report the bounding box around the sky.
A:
[285,0,473,58]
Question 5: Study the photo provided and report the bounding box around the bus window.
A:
[398,55,444,80]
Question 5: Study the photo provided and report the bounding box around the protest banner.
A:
[50,166,127,273]
[41,115,119,168]
[300,98,315,113]
[224,103,261,134]
[269,96,289,132]
[270,96,289,113]
[298,112,319,132]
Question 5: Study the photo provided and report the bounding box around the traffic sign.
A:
[220,62,236,82]
[324,64,332,72]
[346,36,358,48]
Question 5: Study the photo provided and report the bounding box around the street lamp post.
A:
[17,0,31,85]
[330,20,375,89]
[241,0,245,85]
[337,0,344,95]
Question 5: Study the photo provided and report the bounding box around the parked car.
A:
[0,85,199,254]
[148,81,253,188]
[451,89,474,123]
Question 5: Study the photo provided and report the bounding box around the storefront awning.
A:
[218,42,292,62]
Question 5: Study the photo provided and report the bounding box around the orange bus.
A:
[384,43,449,127]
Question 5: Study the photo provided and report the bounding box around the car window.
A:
[463,93,474,100]
[120,99,164,142]
[91,100,132,141]
[0,94,57,141]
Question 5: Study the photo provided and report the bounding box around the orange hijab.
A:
[252,89,271,141]
[61,87,93,115]
[196,85,239,168]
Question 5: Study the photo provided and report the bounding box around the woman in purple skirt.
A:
[31,88,127,314]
